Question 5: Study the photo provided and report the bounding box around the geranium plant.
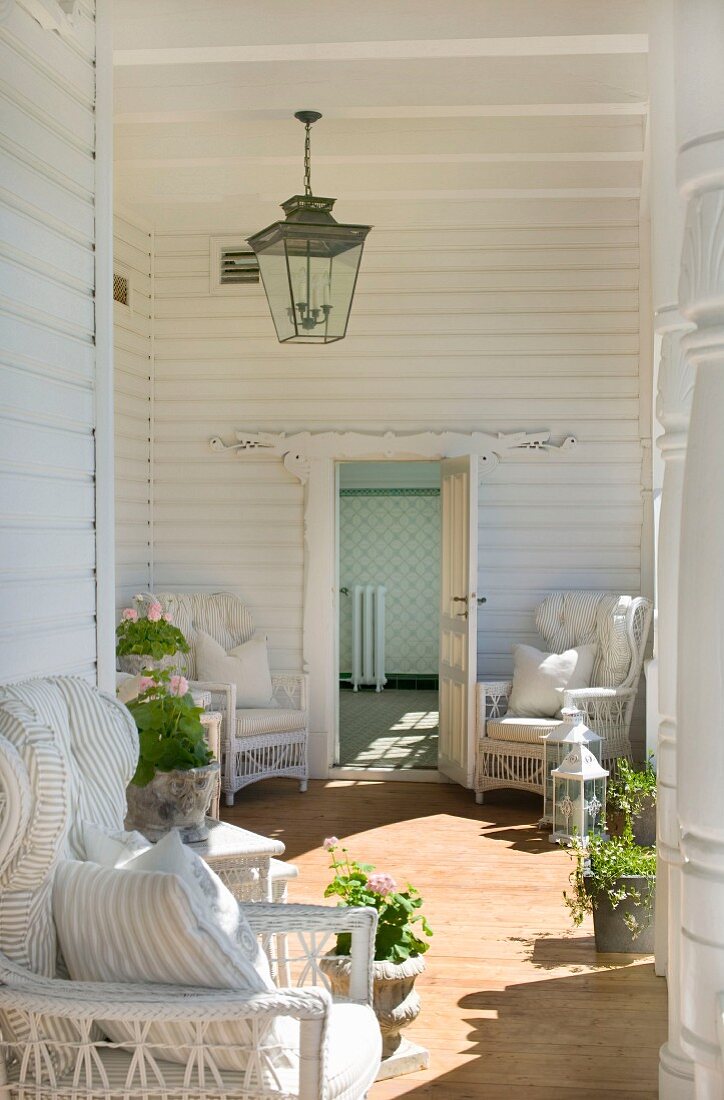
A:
[607,757,657,822]
[323,839,433,962]
[116,599,189,662]
[126,669,212,787]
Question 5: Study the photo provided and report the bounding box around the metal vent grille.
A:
[220,248,259,285]
[113,272,129,305]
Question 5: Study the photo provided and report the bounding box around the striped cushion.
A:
[535,591,633,688]
[150,593,255,680]
[52,854,294,1075]
[486,717,562,744]
[236,708,307,738]
[0,678,140,1071]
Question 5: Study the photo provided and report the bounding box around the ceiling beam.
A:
[114,34,648,67]
[115,103,649,126]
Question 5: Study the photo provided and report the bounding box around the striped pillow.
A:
[53,835,294,1073]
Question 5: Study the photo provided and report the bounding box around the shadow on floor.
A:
[338,688,439,769]
[375,966,664,1099]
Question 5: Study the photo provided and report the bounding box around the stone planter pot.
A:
[117,653,179,676]
[607,795,657,847]
[320,952,429,1080]
[125,762,219,843]
[585,873,655,953]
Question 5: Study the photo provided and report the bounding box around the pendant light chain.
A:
[303,122,312,196]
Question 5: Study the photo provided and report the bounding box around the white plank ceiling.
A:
[112,0,648,230]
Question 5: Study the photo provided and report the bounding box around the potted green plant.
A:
[318,839,432,1079]
[606,758,657,846]
[564,826,656,952]
[123,669,218,843]
[116,599,189,674]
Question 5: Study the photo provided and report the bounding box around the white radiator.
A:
[351,584,387,692]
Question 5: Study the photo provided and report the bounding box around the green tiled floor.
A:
[338,689,439,769]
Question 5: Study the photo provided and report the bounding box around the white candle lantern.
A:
[551,739,608,846]
[541,708,603,827]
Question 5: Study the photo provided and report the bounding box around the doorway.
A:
[336,461,441,771]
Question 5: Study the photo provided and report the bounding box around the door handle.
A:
[477,596,487,605]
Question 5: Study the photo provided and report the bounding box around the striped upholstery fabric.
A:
[52,859,294,1076]
[535,591,633,688]
[236,708,307,738]
[0,678,139,1069]
[486,717,562,745]
[149,593,254,679]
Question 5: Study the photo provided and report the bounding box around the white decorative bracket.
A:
[209,428,577,484]
[9,0,82,37]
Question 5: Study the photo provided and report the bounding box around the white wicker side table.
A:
[190,818,285,903]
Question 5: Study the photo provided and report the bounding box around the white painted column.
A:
[649,3,696,1096]
[675,1,724,1095]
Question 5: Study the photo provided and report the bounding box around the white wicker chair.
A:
[138,592,308,805]
[474,591,653,804]
[0,677,380,1099]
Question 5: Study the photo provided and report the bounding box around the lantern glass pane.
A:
[553,775,581,838]
[283,239,363,342]
[255,240,296,342]
[583,776,606,837]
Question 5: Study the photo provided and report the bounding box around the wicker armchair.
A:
[0,677,380,1100]
[475,592,653,804]
[138,592,308,804]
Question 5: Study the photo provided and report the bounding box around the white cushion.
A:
[506,643,597,718]
[485,717,562,744]
[53,831,293,1074]
[197,631,277,708]
[79,820,149,866]
[236,707,306,738]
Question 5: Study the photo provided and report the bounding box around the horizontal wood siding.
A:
[151,200,647,752]
[114,212,152,615]
[0,0,98,681]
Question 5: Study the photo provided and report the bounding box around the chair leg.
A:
[475,791,484,805]
[299,779,308,793]
[225,791,235,807]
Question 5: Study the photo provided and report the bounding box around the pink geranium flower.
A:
[169,674,189,697]
[121,608,138,622]
[323,837,339,851]
[138,675,155,693]
[146,602,162,622]
[163,612,173,622]
[366,872,397,897]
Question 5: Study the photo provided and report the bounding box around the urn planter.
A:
[585,873,655,953]
[125,762,219,843]
[117,653,178,676]
[320,952,429,1080]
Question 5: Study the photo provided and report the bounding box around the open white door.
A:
[438,455,479,788]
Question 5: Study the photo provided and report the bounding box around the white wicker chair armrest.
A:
[476,680,513,737]
[0,954,333,1100]
[242,904,377,1004]
[271,672,308,713]
[187,680,237,739]
[563,686,635,704]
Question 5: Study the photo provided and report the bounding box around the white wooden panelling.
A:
[0,0,99,683]
[113,212,152,614]
[150,203,648,752]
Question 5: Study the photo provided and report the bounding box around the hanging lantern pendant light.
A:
[247,111,372,344]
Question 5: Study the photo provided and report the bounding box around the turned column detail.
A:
[675,1,724,1091]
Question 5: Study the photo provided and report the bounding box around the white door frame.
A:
[208,428,577,778]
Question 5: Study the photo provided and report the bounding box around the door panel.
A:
[438,455,479,787]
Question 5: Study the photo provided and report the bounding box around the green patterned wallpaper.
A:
[339,493,441,676]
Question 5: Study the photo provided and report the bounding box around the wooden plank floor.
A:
[224,779,666,1100]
